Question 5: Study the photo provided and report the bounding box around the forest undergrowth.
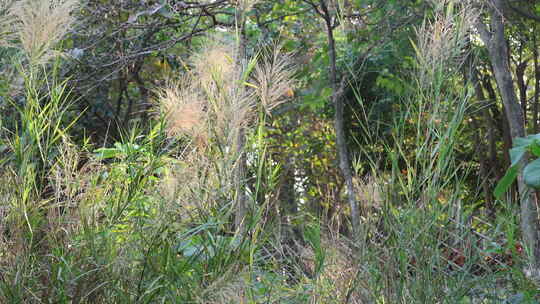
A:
[0,0,539,303]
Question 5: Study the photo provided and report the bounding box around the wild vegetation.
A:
[1,0,540,303]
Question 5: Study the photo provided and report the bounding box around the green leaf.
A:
[529,140,540,157]
[304,223,325,275]
[514,134,540,148]
[321,87,333,99]
[510,147,526,167]
[95,147,121,159]
[524,158,540,189]
[494,165,519,199]
[302,92,326,110]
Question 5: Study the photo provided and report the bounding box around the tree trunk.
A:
[476,0,540,276]
[233,3,248,233]
[533,32,539,133]
[234,129,248,231]
[318,0,361,244]
[515,45,529,127]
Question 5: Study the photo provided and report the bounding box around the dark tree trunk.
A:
[318,0,361,244]
[514,42,529,126]
[533,33,540,133]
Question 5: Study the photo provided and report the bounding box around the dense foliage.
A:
[1,0,540,302]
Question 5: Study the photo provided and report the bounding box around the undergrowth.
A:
[0,0,538,303]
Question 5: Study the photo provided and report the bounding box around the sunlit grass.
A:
[0,0,538,303]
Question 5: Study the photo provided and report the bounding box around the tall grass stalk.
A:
[0,66,83,303]
[343,1,509,302]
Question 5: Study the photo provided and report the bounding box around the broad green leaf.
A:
[524,158,540,189]
[529,140,540,157]
[526,133,540,141]
[514,136,534,148]
[514,134,540,148]
[510,146,526,167]
[494,165,519,199]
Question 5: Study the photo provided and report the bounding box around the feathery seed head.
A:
[191,38,237,94]
[158,37,295,153]
[414,0,477,80]
[156,80,208,146]
[189,36,253,147]
[0,0,17,47]
[9,0,79,65]
[253,44,296,115]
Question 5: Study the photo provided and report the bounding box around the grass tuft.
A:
[9,0,78,65]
